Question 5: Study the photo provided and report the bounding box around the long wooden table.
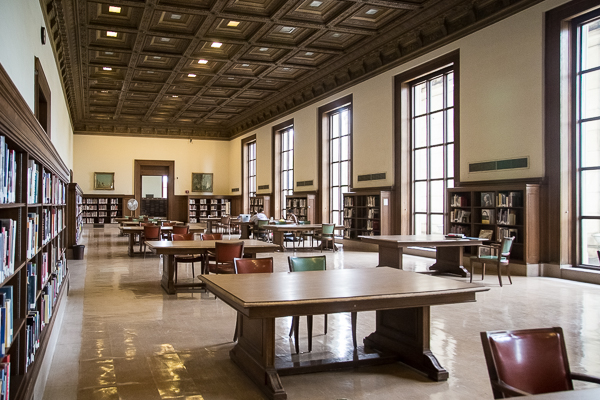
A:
[265,224,343,249]
[360,234,486,276]
[197,217,222,234]
[199,267,488,399]
[122,224,205,256]
[147,239,280,294]
[230,220,254,239]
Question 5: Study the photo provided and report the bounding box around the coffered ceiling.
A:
[42,0,543,139]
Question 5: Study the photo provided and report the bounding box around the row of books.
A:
[27,160,39,204]
[189,199,229,204]
[286,199,307,208]
[0,220,16,283]
[286,207,307,216]
[27,213,40,259]
[366,196,378,207]
[499,227,519,241]
[451,194,468,207]
[497,192,522,207]
[0,136,17,204]
[449,225,471,236]
[0,286,13,357]
[344,197,353,206]
[84,198,119,204]
[0,355,9,399]
[450,209,471,223]
[41,172,66,205]
[497,209,518,225]
[367,208,379,219]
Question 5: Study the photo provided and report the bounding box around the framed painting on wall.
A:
[94,172,115,190]
[192,173,213,192]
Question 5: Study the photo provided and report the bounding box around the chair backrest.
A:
[256,220,268,228]
[221,216,230,223]
[172,225,189,235]
[143,225,161,240]
[141,222,156,227]
[201,233,223,240]
[172,233,195,241]
[499,236,515,257]
[162,222,174,227]
[480,327,573,398]
[234,257,273,274]
[299,220,311,225]
[288,256,326,272]
[274,220,287,225]
[321,223,335,235]
[215,241,245,263]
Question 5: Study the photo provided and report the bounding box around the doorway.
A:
[134,160,175,219]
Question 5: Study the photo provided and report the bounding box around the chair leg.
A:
[482,262,486,280]
[191,262,195,281]
[293,316,300,354]
[497,262,503,287]
[174,259,178,283]
[143,242,147,259]
[289,316,295,337]
[351,311,357,349]
[324,314,328,334]
[233,312,240,342]
[506,263,512,285]
[470,261,475,283]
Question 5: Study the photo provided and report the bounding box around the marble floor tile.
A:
[41,226,600,400]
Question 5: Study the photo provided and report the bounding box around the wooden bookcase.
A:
[0,64,71,399]
[82,195,123,224]
[249,195,270,217]
[343,191,392,240]
[67,183,83,250]
[285,193,316,222]
[188,196,231,223]
[447,184,540,264]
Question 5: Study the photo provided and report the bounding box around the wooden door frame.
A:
[134,160,175,219]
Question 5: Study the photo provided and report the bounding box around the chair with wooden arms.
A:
[200,233,224,267]
[141,225,161,258]
[287,256,357,354]
[217,215,231,236]
[470,236,515,287]
[254,219,270,241]
[232,257,274,341]
[480,327,600,398]
[172,233,203,283]
[207,241,245,274]
[314,223,336,252]
[299,220,314,248]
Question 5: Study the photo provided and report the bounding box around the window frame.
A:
[271,119,294,219]
[328,106,351,227]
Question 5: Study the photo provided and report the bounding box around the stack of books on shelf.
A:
[449,225,471,236]
[26,311,40,370]
[498,227,518,241]
[497,191,522,207]
[450,209,471,223]
[451,194,468,207]
[0,286,13,358]
[27,160,39,204]
[0,219,16,282]
[27,213,40,259]
[42,209,52,245]
[344,197,353,207]
[497,209,517,225]
[366,196,377,207]
[0,136,17,204]
[481,209,494,224]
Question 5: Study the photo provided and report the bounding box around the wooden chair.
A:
[470,236,515,286]
[172,233,203,283]
[200,233,224,266]
[141,225,160,258]
[299,220,314,248]
[172,225,189,235]
[232,257,274,341]
[254,219,269,241]
[217,215,231,236]
[480,327,600,398]
[287,256,357,354]
[161,222,174,240]
[207,241,244,274]
[314,223,336,252]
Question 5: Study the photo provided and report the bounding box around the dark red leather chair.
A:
[481,327,600,398]
[207,241,244,274]
[172,233,202,283]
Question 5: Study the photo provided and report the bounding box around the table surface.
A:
[199,267,487,313]
[265,223,344,230]
[122,223,205,232]
[146,239,279,252]
[359,234,485,247]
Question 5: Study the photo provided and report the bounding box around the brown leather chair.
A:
[172,233,203,283]
[172,225,189,235]
[207,241,244,274]
[161,222,174,240]
[217,215,231,236]
[470,236,515,286]
[200,233,223,240]
[141,225,160,258]
[232,257,273,341]
[481,327,600,398]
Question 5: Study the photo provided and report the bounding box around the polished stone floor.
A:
[42,226,600,400]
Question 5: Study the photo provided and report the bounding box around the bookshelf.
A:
[249,195,271,217]
[343,191,392,240]
[447,184,540,264]
[81,195,123,224]
[67,184,83,252]
[285,193,316,222]
[188,196,231,223]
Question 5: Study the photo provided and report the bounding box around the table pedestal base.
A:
[428,247,469,277]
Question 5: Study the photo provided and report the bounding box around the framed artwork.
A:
[192,173,213,192]
[94,172,114,190]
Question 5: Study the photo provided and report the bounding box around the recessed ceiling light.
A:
[172,95,178,98]
[332,33,341,38]
[366,9,378,15]
[153,56,161,60]
[242,63,250,67]
[106,31,117,37]
[280,26,295,34]
[198,59,208,64]
[305,52,314,56]
[188,73,196,77]
[171,14,182,20]
[160,37,171,42]
[309,1,323,7]
[105,51,114,55]
[259,47,269,51]
[101,90,109,93]
[103,67,112,71]
[147,71,155,74]
[283,67,290,71]
[228,77,235,80]
[211,42,223,48]
[227,21,240,27]
[108,6,121,13]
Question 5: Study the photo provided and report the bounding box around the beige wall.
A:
[0,0,74,169]
[73,135,230,195]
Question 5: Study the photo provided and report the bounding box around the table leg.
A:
[377,245,404,268]
[127,234,135,257]
[230,315,287,400]
[160,254,176,295]
[240,224,250,240]
[206,221,213,234]
[363,306,448,381]
[428,246,469,277]
[272,231,285,249]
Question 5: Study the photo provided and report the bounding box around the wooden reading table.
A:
[265,224,344,250]
[360,234,485,276]
[199,267,488,399]
[122,224,205,256]
[146,239,279,294]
